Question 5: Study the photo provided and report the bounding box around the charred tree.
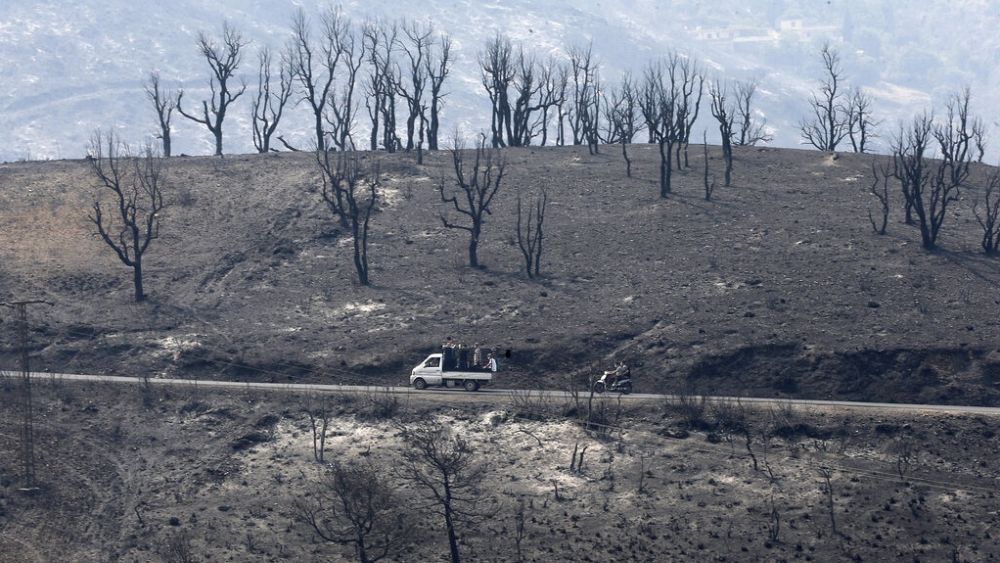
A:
[480,34,516,148]
[892,114,933,230]
[643,60,679,198]
[919,89,976,248]
[424,34,452,150]
[291,7,356,151]
[702,130,715,201]
[396,423,489,563]
[363,21,400,152]
[324,20,365,152]
[177,22,249,156]
[510,50,546,147]
[846,87,878,154]
[295,461,406,563]
[438,137,506,268]
[709,80,735,187]
[892,92,975,251]
[568,43,601,154]
[144,72,176,157]
[974,167,1000,253]
[86,131,167,302]
[867,160,891,235]
[537,60,568,147]
[515,189,547,278]
[973,124,988,164]
[251,46,294,153]
[316,151,379,285]
[733,79,771,146]
[397,21,432,152]
[603,73,641,177]
[800,44,849,152]
[553,64,570,147]
[673,55,704,169]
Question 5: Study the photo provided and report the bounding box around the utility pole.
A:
[2,300,51,491]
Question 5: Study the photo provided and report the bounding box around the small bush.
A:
[666,392,713,431]
[358,389,401,420]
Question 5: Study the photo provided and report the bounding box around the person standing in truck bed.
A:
[473,343,483,368]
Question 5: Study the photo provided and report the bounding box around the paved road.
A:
[5,370,1000,416]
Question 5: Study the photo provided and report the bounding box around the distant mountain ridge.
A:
[1,0,997,161]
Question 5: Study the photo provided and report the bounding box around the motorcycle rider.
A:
[606,360,629,387]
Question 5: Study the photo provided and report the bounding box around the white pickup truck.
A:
[409,352,495,391]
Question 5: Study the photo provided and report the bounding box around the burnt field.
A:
[0,381,998,562]
[2,144,1000,404]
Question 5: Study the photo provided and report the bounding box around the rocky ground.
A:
[2,144,1000,404]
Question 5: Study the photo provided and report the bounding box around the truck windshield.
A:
[424,357,440,368]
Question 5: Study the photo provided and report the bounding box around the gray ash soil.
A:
[1,383,998,562]
[2,145,1000,405]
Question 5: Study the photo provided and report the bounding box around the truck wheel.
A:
[413,378,427,390]
[593,381,606,394]
[464,380,480,392]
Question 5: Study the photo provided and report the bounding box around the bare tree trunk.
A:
[133,258,145,302]
[87,131,166,302]
[439,139,506,268]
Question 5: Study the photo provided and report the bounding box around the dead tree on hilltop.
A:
[973,167,1000,253]
[553,63,571,146]
[515,189,547,278]
[510,50,544,147]
[87,131,166,303]
[295,461,407,563]
[425,34,452,150]
[569,43,601,154]
[642,59,680,198]
[363,21,400,152]
[251,46,294,153]
[674,55,704,169]
[895,90,976,250]
[800,44,849,152]
[537,59,567,147]
[397,20,432,152]
[846,87,878,153]
[177,22,249,156]
[396,422,490,563]
[974,125,988,163]
[709,79,735,186]
[291,7,356,151]
[733,78,771,146]
[702,131,715,201]
[316,151,379,285]
[867,160,892,235]
[482,43,563,148]
[324,19,366,152]
[144,72,176,157]
[480,34,516,148]
[603,73,641,177]
[891,113,933,229]
[933,88,976,186]
[438,137,505,268]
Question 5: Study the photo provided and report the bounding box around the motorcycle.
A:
[593,369,632,394]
